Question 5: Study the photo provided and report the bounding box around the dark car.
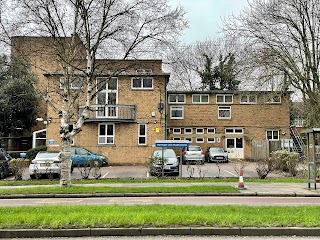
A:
[205,147,228,163]
[70,147,108,168]
[0,149,12,179]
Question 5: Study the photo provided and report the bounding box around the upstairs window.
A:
[225,128,243,134]
[170,106,184,119]
[218,106,231,119]
[132,77,153,89]
[265,95,281,103]
[192,94,209,104]
[216,94,233,104]
[240,95,257,104]
[136,69,152,73]
[168,94,186,104]
[60,77,82,89]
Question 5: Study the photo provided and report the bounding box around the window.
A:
[196,128,204,134]
[173,128,181,134]
[60,77,82,89]
[225,128,243,134]
[240,95,257,104]
[168,94,186,104]
[207,137,215,143]
[207,128,215,134]
[216,95,233,104]
[138,124,147,145]
[192,94,209,104]
[184,137,192,143]
[98,123,114,144]
[136,69,152,73]
[173,137,181,141]
[184,128,193,134]
[218,106,231,119]
[265,95,281,103]
[170,106,184,119]
[131,77,153,89]
[266,130,279,141]
[97,77,118,91]
[196,137,204,143]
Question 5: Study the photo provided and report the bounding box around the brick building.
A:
[11,36,292,163]
[167,90,291,160]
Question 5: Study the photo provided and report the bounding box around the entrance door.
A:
[226,137,244,159]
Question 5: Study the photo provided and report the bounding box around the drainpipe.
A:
[164,75,168,140]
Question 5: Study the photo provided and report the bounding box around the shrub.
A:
[271,150,300,176]
[76,158,102,179]
[26,145,47,160]
[9,158,30,180]
[255,157,274,179]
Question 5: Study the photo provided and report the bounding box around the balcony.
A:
[79,104,136,123]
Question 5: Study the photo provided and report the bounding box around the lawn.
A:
[0,205,319,229]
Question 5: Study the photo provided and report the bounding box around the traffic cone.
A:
[238,169,246,190]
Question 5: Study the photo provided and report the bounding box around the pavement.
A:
[1,180,320,238]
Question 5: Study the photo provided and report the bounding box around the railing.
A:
[290,125,305,157]
[79,104,136,122]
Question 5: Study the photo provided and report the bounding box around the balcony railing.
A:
[79,104,136,122]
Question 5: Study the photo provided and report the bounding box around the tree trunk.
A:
[60,138,72,186]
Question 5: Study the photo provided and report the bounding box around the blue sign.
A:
[48,139,55,145]
[155,140,189,148]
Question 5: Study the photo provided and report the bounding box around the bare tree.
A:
[224,0,320,126]
[0,0,187,186]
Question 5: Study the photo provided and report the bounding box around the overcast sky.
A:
[169,0,248,44]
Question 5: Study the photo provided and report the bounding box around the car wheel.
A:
[30,174,35,179]
[0,168,4,179]
[71,166,74,173]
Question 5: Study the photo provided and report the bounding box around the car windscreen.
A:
[210,148,224,153]
[153,150,176,158]
[188,146,201,151]
[36,152,60,158]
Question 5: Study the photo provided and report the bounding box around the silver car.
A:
[149,149,179,176]
[206,147,228,163]
[182,145,205,164]
[29,152,61,179]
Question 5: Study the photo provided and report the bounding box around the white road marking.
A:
[224,170,237,177]
[36,199,83,204]
[102,171,110,178]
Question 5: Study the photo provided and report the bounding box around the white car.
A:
[29,152,62,179]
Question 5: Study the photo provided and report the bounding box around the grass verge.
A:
[0,185,238,195]
[1,205,319,229]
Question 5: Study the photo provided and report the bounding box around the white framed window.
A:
[184,128,193,134]
[173,128,181,134]
[216,94,233,104]
[192,94,209,104]
[60,77,82,89]
[207,137,215,143]
[170,106,184,119]
[184,137,192,143]
[196,137,204,143]
[217,137,221,143]
[173,137,181,141]
[218,106,231,119]
[98,123,115,144]
[207,128,215,134]
[138,124,147,145]
[168,94,186,104]
[240,95,257,104]
[266,130,279,141]
[225,128,243,134]
[265,95,281,103]
[196,128,204,134]
[96,77,118,91]
[131,77,153,89]
[136,69,152,73]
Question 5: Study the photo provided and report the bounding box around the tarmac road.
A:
[1,196,320,207]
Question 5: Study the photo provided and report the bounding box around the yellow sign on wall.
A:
[156,127,159,133]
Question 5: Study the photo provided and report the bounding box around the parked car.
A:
[205,147,228,163]
[70,147,108,168]
[29,151,62,178]
[149,149,179,176]
[182,145,205,164]
[0,150,12,179]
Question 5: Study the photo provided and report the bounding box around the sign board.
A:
[155,140,189,148]
[48,139,55,145]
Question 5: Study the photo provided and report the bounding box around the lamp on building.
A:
[157,102,164,115]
